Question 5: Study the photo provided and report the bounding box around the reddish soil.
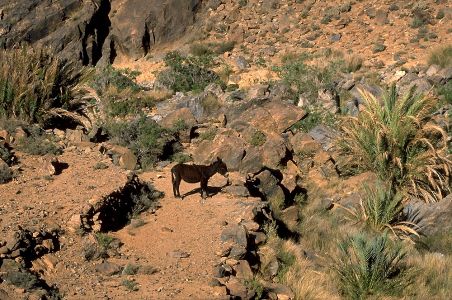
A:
[0,148,247,299]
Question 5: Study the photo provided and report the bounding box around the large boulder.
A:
[240,147,264,174]
[290,132,322,156]
[106,145,137,170]
[262,135,288,169]
[239,101,306,134]
[110,0,200,59]
[160,107,197,143]
[160,108,197,129]
[308,125,338,151]
[254,170,286,213]
[193,133,246,171]
[406,194,452,237]
[221,225,248,248]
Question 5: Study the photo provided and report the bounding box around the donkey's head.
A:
[212,157,228,177]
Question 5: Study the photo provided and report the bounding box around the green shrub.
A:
[244,278,264,299]
[106,116,176,169]
[121,279,139,291]
[0,47,85,123]
[437,80,452,104]
[411,16,425,28]
[170,152,192,164]
[0,161,12,184]
[416,230,452,255]
[276,247,296,281]
[103,87,155,117]
[255,56,267,67]
[201,93,221,114]
[170,119,189,137]
[213,41,236,54]
[0,143,13,165]
[410,8,431,29]
[91,65,141,93]
[290,106,337,133]
[333,234,407,300]
[199,128,218,141]
[239,0,248,7]
[436,9,445,19]
[16,127,62,156]
[157,51,224,93]
[189,43,213,56]
[340,85,451,202]
[3,271,41,290]
[249,130,267,147]
[129,181,163,218]
[342,56,363,73]
[91,66,154,117]
[372,43,386,53]
[95,233,118,253]
[274,53,340,104]
[428,45,452,68]
[359,182,420,239]
[122,264,140,275]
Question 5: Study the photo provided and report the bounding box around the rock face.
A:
[111,0,201,59]
[0,0,106,65]
[0,0,201,65]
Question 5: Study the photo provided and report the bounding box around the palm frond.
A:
[339,85,451,202]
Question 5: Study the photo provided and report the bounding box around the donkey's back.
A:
[171,163,207,183]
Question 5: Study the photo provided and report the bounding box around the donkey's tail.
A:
[171,168,175,185]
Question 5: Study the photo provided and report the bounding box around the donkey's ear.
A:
[217,156,221,161]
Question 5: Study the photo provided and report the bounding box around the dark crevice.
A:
[142,24,151,56]
[109,39,117,64]
[280,149,294,167]
[160,139,183,161]
[81,0,111,66]
[275,218,300,242]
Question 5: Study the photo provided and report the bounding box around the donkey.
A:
[171,157,228,200]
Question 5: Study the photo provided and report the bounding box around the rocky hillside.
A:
[1,1,450,69]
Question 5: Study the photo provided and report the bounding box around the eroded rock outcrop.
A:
[0,0,201,65]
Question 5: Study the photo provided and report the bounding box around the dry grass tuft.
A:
[0,46,86,123]
[281,240,340,300]
[404,252,452,299]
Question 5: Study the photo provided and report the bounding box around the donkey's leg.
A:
[174,174,182,198]
[200,178,208,202]
[171,170,178,197]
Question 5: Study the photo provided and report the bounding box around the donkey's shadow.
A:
[180,186,223,199]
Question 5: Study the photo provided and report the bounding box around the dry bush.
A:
[0,47,86,123]
[281,240,340,300]
[428,45,452,68]
[340,86,451,202]
[404,252,452,299]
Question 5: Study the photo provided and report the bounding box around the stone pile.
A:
[0,226,60,299]
[67,175,162,233]
[212,198,293,299]
[0,226,58,262]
